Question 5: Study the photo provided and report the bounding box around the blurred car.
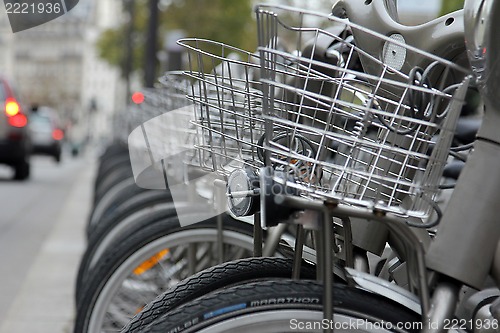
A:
[29,106,63,163]
[0,77,31,180]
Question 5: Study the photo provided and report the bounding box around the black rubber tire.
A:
[94,155,132,193]
[75,201,176,302]
[80,190,173,271]
[97,142,128,166]
[74,215,254,333]
[121,257,317,333]
[96,144,129,174]
[86,188,172,241]
[13,159,30,180]
[141,280,420,333]
[94,166,134,204]
[96,152,130,179]
[95,157,129,186]
[94,190,172,235]
[87,181,148,237]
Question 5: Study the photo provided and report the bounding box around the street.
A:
[0,152,95,333]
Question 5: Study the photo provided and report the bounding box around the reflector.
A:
[133,249,169,275]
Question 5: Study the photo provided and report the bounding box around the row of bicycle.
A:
[75,2,500,333]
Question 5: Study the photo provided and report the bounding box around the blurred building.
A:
[0,9,14,80]
[0,0,126,144]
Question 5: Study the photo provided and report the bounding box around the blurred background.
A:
[0,0,464,148]
[0,0,465,332]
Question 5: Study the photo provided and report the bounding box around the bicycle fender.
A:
[345,267,421,314]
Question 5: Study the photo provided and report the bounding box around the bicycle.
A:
[74,73,294,333]
[122,2,500,333]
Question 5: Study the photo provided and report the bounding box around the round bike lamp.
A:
[226,168,260,217]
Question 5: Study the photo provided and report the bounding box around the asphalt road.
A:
[0,152,95,333]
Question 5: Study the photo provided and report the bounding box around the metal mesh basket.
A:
[127,72,199,189]
[155,72,199,166]
[131,72,192,125]
[255,5,469,219]
[178,38,266,176]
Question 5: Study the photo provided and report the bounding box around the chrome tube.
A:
[421,282,460,333]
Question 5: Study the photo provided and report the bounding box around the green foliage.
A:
[96,0,256,76]
[439,0,464,16]
[96,28,123,70]
[163,0,256,50]
[163,0,257,72]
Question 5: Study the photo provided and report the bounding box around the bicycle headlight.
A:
[226,168,260,217]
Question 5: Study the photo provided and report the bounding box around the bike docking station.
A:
[79,1,500,332]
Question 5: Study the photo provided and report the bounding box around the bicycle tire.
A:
[88,190,173,249]
[95,144,129,178]
[75,202,177,302]
[121,257,316,332]
[74,214,255,333]
[87,179,148,236]
[85,189,173,247]
[141,280,420,333]
[77,191,173,286]
[94,166,134,204]
[94,155,132,193]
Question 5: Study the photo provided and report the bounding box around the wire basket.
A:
[155,72,199,165]
[130,72,192,125]
[128,72,199,189]
[178,38,266,176]
[255,5,470,219]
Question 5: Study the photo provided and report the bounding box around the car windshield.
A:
[30,114,53,130]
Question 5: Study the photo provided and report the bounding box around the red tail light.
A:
[4,98,27,128]
[8,113,27,128]
[5,98,20,117]
[132,92,145,104]
[52,129,64,140]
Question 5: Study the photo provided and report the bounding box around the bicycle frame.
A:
[331,1,500,332]
[329,0,469,260]
[127,2,500,332]
[248,1,499,332]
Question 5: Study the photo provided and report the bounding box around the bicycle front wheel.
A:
[141,280,420,333]
[122,257,317,332]
[74,215,255,333]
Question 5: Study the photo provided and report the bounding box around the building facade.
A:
[0,0,126,144]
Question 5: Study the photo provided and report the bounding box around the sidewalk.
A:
[0,157,95,333]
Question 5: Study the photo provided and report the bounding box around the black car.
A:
[0,77,30,180]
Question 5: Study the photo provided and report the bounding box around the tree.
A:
[163,0,256,51]
[96,0,256,78]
